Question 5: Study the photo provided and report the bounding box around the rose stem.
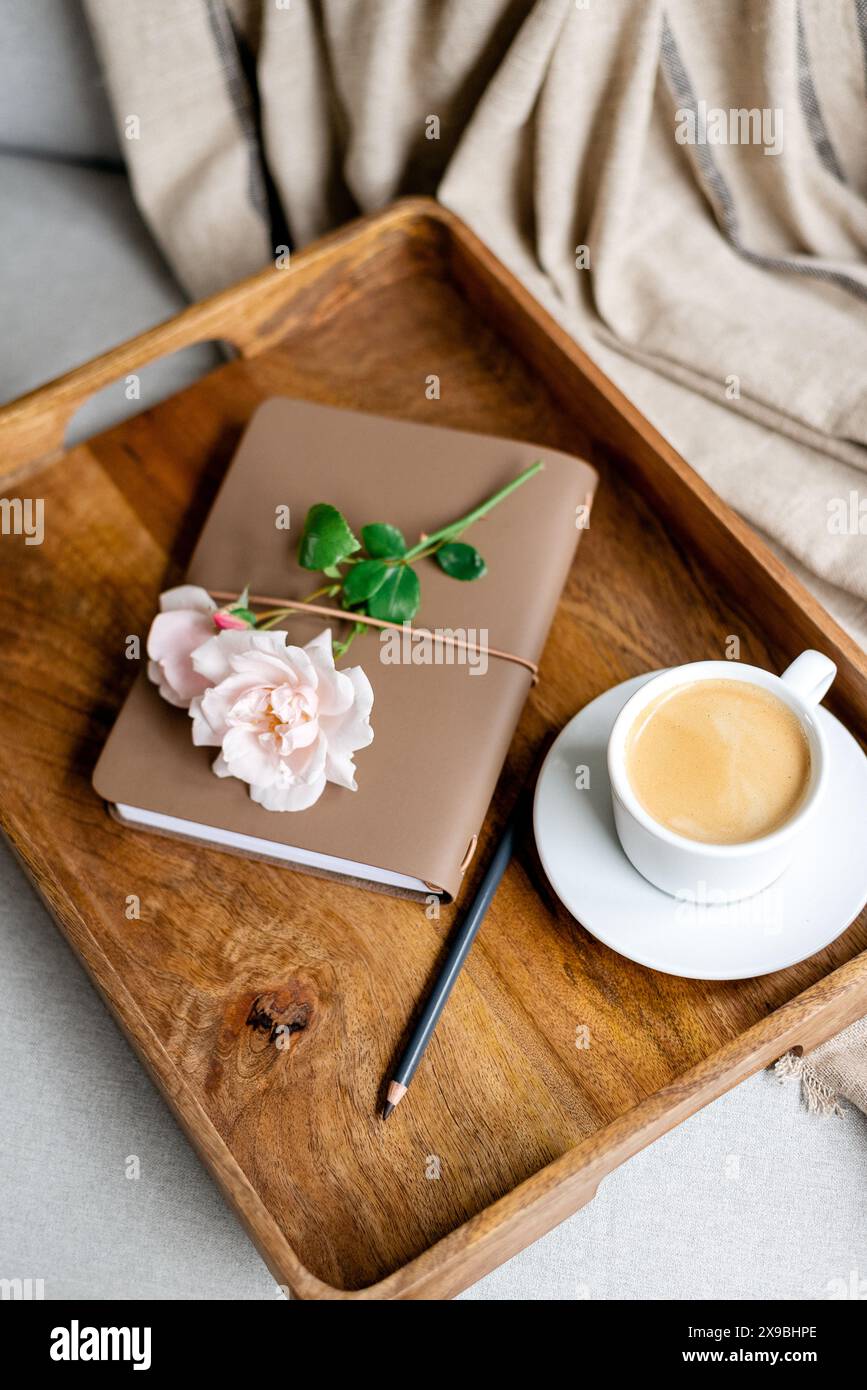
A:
[401,459,543,562]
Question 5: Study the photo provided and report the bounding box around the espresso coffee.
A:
[625,679,811,845]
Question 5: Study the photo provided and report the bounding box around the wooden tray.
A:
[2,198,866,1301]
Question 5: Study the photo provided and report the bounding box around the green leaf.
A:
[343,558,390,605]
[361,522,407,558]
[297,504,361,571]
[322,563,343,578]
[435,542,487,581]
[367,565,421,622]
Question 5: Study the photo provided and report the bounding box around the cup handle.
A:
[779,650,836,707]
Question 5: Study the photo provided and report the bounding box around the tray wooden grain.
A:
[1,199,866,1300]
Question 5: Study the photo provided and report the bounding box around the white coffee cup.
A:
[606,651,836,903]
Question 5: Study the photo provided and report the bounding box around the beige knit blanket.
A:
[83,0,867,1113]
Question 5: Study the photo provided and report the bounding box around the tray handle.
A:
[0,200,439,480]
[0,265,292,479]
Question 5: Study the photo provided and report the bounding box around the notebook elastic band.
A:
[208,590,540,681]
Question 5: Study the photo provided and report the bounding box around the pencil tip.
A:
[382,1102,395,1121]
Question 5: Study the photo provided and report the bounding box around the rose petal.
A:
[239,641,318,689]
[147,609,216,705]
[148,660,190,709]
[222,725,281,787]
[322,743,358,791]
[190,696,223,747]
[320,667,374,753]
[251,774,327,812]
[279,733,328,787]
[276,716,320,754]
[304,630,336,669]
[191,682,244,743]
[312,664,355,718]
[159,585,216,615]
[191,629,255,684]
[229,650,303,687]
[320,668,374,788]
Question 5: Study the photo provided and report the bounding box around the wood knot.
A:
[246,982,316,1053]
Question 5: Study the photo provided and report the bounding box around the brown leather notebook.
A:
[93,398,596,900]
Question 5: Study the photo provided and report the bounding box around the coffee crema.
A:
[625,679,811,845]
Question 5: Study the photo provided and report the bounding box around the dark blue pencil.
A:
[382,812,517,1118]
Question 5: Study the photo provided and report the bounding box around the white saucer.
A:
[533,673,867,979]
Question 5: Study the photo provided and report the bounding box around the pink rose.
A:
[188,628,374,811]
[146,585,218,708]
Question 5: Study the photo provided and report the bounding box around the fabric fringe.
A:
[774,1053,847,1118]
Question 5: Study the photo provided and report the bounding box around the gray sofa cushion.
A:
[0,152,220,442]
[0,0,119,163]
